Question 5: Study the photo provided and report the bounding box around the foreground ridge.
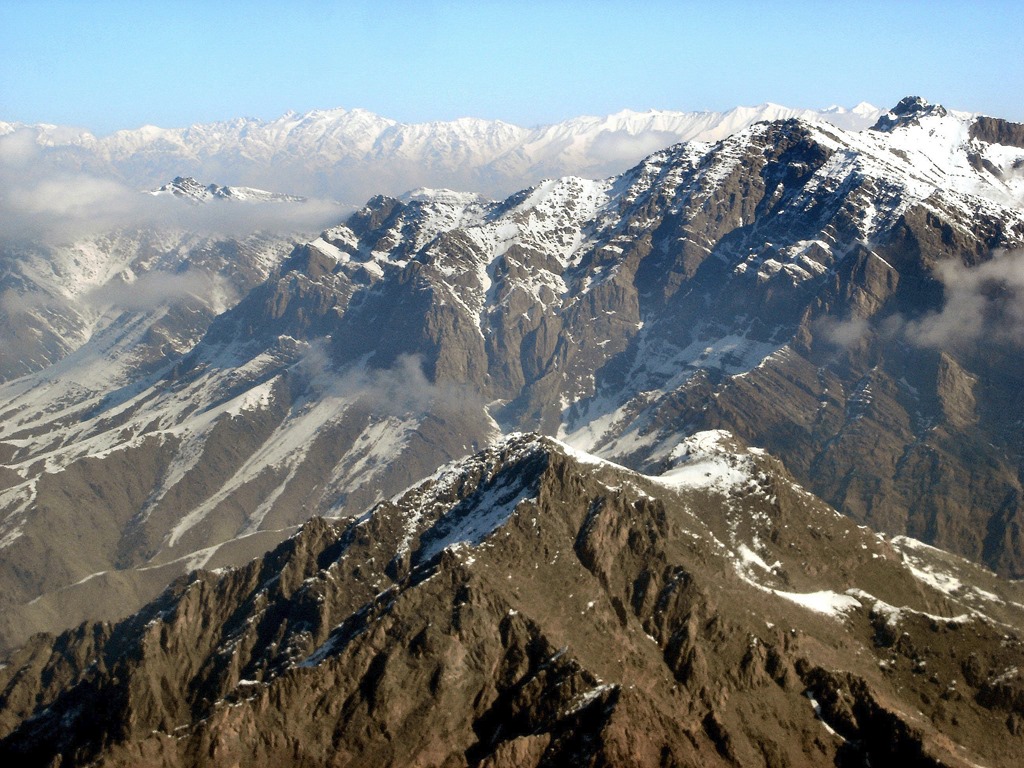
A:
[1,434,1021,766]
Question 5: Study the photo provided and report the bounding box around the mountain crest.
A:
[871,95,949,131]
[9,102,887,202]
[150,176,306,203]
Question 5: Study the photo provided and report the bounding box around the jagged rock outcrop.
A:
[969,115,1024,150]
[1,435,1021,767]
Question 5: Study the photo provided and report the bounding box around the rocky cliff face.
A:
[1,435,1021,767]
[2,99,1024,655]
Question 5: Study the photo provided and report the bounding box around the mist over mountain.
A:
[2,97,1024,765]
[0,165,344,383]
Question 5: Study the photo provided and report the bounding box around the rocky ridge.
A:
[1,434,1022,767]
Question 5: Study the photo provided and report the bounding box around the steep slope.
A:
[1,434,1021,767]
[0,205,501,651]
[1,103,883,202]
[2,98,1023,654]
[557,98,1024,575]
[0,228,294,381]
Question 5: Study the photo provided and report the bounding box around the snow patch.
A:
[651,431,754,493]
[774,590,862,618]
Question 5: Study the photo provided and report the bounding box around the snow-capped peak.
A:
[149,176,305,203]
[870,95,949,132]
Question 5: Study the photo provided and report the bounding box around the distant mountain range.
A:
[0,102,883,201]
[149,176,307,204]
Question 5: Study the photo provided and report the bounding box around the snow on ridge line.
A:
[388,429,762,521]
[891,538,1010,606]
[415,478,537,562]
[732,554,865,621]
[385,429,715,564]
[773,589,863,618]
[389,432,550,557]
[515,429,766,492]
[384,430,658,555]
[419,433,863,622]
[650,430,761,493]
[845,588,974,628]
[387,431,547,507]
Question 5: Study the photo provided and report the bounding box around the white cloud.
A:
[0,142,344,245]
[0,287,54,318]
[0,128,42,166]
[587,129,683,168]
[901,250,1024,350]
[818,316,870,348]
[296,347,477,419]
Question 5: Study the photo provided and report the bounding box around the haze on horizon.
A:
[1,0,1021,135]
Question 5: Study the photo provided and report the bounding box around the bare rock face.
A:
[969,116,1024,149]
[936,352,978,429]
[1,435,1022,767]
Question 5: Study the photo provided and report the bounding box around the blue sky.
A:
[1,0,1021,133]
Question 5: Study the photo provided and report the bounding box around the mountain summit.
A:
[871,95,950,131]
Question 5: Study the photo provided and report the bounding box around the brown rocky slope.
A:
[1,434,1022,767]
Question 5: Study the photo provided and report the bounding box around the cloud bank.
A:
[80,270,235,314]
[295,346,478,420]
[900,251,1024,351]
[813,251,1024,356]
[0,128,345,246]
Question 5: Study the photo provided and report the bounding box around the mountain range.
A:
[1,102,883,201]
[2,96,1024,765]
